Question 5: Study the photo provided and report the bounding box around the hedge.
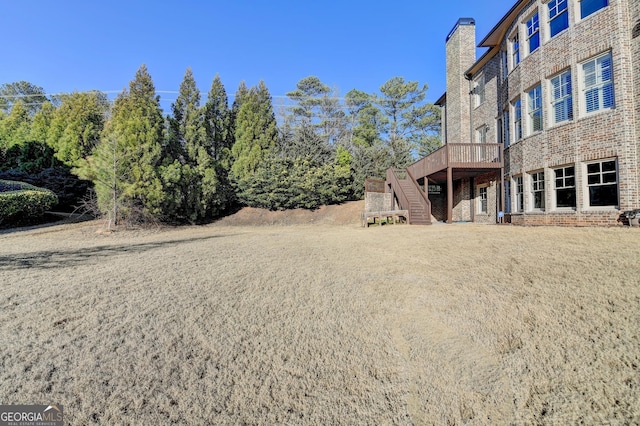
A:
[0,180,58,223]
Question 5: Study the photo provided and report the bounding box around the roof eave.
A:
[477,0,528,48]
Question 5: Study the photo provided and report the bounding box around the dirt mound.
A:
[213,200,364,226]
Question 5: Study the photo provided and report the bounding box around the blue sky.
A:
[1,1,516,109]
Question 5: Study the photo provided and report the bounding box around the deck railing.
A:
[386,168,410,213]
[407,143,503,178]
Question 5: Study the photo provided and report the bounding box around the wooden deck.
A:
[407,143,502,179]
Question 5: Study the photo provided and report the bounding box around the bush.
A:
[235,155,351,210]
[0,167,91,212]
[0,180,58,225]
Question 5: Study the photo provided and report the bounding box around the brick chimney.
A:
[445,18,476,144]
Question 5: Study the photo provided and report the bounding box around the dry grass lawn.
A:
[1,203,639,424]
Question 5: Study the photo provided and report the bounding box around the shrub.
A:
[0,167,91,212]
[235,155,351,210]
[0,180,58,225]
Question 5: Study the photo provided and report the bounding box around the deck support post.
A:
[447,167,453,224]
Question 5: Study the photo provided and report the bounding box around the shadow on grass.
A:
[0,234,229,271]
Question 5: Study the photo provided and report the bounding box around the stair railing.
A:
[386,167,431,224]
[405,167,432,224]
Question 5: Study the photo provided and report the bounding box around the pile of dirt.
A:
[213,200,365,226]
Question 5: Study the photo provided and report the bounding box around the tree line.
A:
[0,66,440,226]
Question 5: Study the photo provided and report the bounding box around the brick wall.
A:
[467,0,640,225]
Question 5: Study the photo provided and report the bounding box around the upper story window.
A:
[513,98,522,142]
[526,13,540,54]
[474,74,486,107]
[511,33,521,67]
[501,50,509,80]
[580,0,608,19]
[476,125,489,143]
[549,0,569,37]
[582,52,614,114]
[528,85,543,133]
[550,70,573,124]
[502,109,510,148]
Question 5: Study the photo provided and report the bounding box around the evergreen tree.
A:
[46,91,109,167]
[376,77,441,168]
[82,64,165,223]
[204,74,231,162]
[0,81,49,116]
[228,81,249,159]
[230,81,277,182]
[0,100,32,149]
[160,68,227,223]
[29,101,56,145]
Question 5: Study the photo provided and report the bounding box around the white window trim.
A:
[582,158,619,210]
[512,97,523,142]
[502,108,510,148]
[509,30,521,70]
[577,0,609,22]
[514,175,525,212]
[504,179,512,214]
[525,11,541,56]
[552,165,577,210]
[579,51,614,117]
[475,124,489,144]
[549,69,573,126]
[474,74,486,107]
[529,170,546,212]
[547,0,569,40]
[477,184,489,214]
[527,84,543,135]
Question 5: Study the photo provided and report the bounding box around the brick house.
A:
[387,0,640,226]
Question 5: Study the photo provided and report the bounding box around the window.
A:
[476,125,488,144]
[583,53,614,114]
[511,33,520,67]
[526,13,540,54]
[503,109,510,148]
[475,75,486,106]
[531,171,545,210]
[528,85,543,133]
[586,159,618,207]
[549,0,569,37]
[513,98,522,141]
[501,50,509,80]
[504,179,512,213]
[555,166,576,208]
[515,176,524,212]
[551,70,573,123]
[580,0,608,19]
[478,186,488,213]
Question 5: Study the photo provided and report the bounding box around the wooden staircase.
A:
[397,179,431,225]
[386,168,431,225]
